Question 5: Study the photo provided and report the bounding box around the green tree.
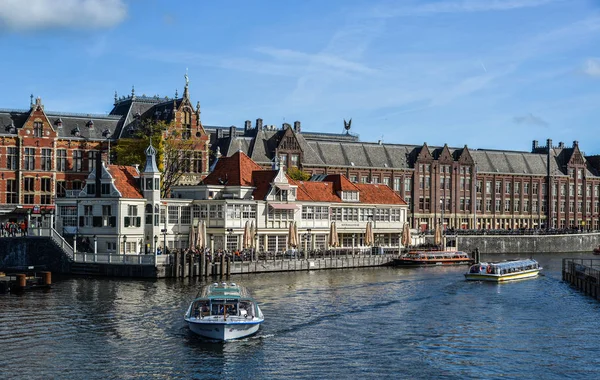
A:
[287,167,311,181]
[113,120,195,197]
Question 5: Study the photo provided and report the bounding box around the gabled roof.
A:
[201,151,263,186]
[353,183,406,205]
[291,180,341,202]
[324,174,360,192]
[107,165,143,199]
[251,170,278,200]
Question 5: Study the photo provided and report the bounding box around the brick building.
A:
[0,79,209,228]
[1,79,599,232]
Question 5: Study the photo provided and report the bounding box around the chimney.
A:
[573,140,579,148]
[558,142,564,149]
[229,126,237,138]
[546,139,552,152]
[282,122,291,130]
[256,118,263,130]
[217,128,224,139]
[293,121,301,132]
[244,120,252,133]
[532,140,538,152]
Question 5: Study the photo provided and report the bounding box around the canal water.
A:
[1,252,600,379]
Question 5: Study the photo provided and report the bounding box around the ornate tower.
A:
[141,143,162,254]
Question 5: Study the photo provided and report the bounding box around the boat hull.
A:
[186,318,262,341]
[464,269,540,282]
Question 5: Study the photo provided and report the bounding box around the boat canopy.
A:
[197,282,251,300]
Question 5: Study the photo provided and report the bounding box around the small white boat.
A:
[464,258,542,282]
[184,282,264,341]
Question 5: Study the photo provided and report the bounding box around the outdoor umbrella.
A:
[434,223,443,247]
[195,219,202,249]
[188,225,196,251]
[401,222,411,247]
[249,221,255,249]
[198,220,207,250]
[328,221,339,248]
[243,220,251,249]
[365,221,374,246]
[288,221,298,248]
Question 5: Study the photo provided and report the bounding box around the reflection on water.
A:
[1,252,600,379]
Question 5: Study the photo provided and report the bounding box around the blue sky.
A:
[1,0,600,152]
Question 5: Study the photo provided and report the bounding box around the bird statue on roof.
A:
[344,118,352,134]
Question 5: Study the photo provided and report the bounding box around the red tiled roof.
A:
[324,174,359,192]
[202,151,263,186]
[353,183,406,205]
[107,165,144,199]
[290,179,342,203]
[251,170,278,200]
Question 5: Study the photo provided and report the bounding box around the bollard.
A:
[226,257,231,278]
[16,274,27,288]
[40,271,52,285]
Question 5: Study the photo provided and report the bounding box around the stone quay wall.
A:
[456,232,600,254]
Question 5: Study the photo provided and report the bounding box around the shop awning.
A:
[269,203,299,210]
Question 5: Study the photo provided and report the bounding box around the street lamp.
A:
[123,235,127,254]
[154,235,159,254]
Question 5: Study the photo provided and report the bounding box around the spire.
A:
[131,85,136,100]
[183,70,189,99]
[143,142,159,173]
[114,90,118,105]
[30,94,34,107]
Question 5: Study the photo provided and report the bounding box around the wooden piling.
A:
[40,271,51,285]
[226,257,231,278]
[16,274,26,288]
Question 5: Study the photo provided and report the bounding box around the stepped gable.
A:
[201,151,262,186]
[106,165,143,199]
[354,183,406,205]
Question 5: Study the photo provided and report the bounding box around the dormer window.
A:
[55,118,63,128]
[72,126,81,137]
[342,191,359,202]
[86,120,94,128]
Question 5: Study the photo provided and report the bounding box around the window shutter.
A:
[109,216,116,227]
[79,216,84,227]
[136,217,141,227]
[124,217,130,227]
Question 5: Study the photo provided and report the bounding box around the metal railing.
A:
[27,227,74,260]
[73,252,170,265]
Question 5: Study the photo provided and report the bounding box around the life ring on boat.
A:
[486,265,493,274]
[479,266,484,272]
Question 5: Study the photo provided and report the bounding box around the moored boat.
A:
[593,246,600,255]
[464,258,541,282]
[392,250,474,267]
[184,282,264,341]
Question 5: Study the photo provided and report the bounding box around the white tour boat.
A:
[464,258,542,282]
[184,282,264,341]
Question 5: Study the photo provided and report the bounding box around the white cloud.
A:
[372,0,563,18]
[584,58,600,77]
[513,113,549,127]
[0,0,127,31]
